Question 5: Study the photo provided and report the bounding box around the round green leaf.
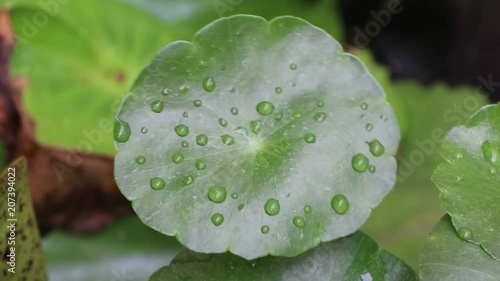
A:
[114,15,400,259]
[150,232,417,281]
[432,103,500,260]
[420,215,500,281]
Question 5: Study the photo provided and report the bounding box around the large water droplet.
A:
[211,213,224,226]
[250,120,263,134]
[304,205,313,214]
[457,227,473,241]
[275,87,283,94]
[114,119,131,143]
[369,139,385,157]
[218,118,228,127]
[256,101,275,116]
[196,134,209,146]
[264,198,280,216]
[208,186,227,203]
[293,216,306,228]
[261,225,270,234]
[203,77,216,92]
[230,107,239,115]
[352,153,369,172]
[313,112,327,122]
[150,177,165,190]
[304,133,316,144]
[135,156,146,165]
[193,100,203,107]
[172,152,184,164]
[179,85,189,94]
[195,160,207,170]
[331,194,349,214]
[151,100,164,113]
[360,103,368,110]
[221,134,235,145]
[175,125,190,137]
[182,175,194,186]
[481,140,500,167]
[290,63,298,70]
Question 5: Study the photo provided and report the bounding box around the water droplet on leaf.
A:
[369,139,385,157]
[261,225,270,234]
[195,160,207,170]
[304,205,312,214]
[250,120,263,134]
[238,204,245,211]
[196,134,209,146]
[230,107,239,115]
[317,100,325,107]
[135,156,146,164]
[457,227,473,241]
[162,88,172,96]
[365,123,374,132]
[290,63,298,70]
[114,119,131,143]
[275,87,283,94]
[182,112,189,118]
[352,153,369,172]
[256,101,275,116]
[150,177,165,190]
[231,192,238,199]
[193,100,203,107]
[369,165,376,173]
[179,85,189,94]
[274,112,283,121]
[182,175,194,186]
[211,213,224,226]
[293,216,306,228]
[151,100,164,113]
[203,77,216,92]
[292,112,302,119]
[331,194,349,214]
[360,103,368,110]
[481,140,500,167]
[181,141,189,147]
[172,152,184,164]
[313,112,327,122]
[304,133,316,144]
[221,134,235,145]
[218,118,228,127]
[175,125,190,137]
[264,198,280,216]
[140,127,148,134]
[208,186,227,203]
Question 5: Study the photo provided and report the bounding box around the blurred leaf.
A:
[358,50,489,268]
[44,215,184,281]
[115,15,399,259]
[150,232,417,281]
[432,103,500,260]
[420,215,500,281]
[0,158,47,281]
[124,0,343,40]
[0,138,5,170]
[6,0,177,154]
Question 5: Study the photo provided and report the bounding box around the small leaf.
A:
[44,216,184,281]
[149,232,417,281]
[432,103,500,260]
[115,15,400,258]
[0,158,47,281]
[420,215,500,281]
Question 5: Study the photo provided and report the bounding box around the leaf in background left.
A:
[0,158,47,281]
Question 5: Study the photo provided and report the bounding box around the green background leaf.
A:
[150,232,417,281]
[432,103,500,260]
[420,215,500,281]
[115,15,399,259]
[358,50,489,269]
[0,158,47,281]
[43,216,184,281]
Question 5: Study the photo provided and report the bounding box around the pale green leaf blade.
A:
[0,158,47,281]
[115,15,400,259]
[432,103,500,260]
[44,216,184,281]
[149,232,417,281]
[420,215,500,281]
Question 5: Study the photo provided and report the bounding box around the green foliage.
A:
[359,51,489,269]
[0,158,47,281]
[433,103,500,260]
[420,215,500,281]
[114,15,400,259]
[150,232,417,281]
[44,216,184,281]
